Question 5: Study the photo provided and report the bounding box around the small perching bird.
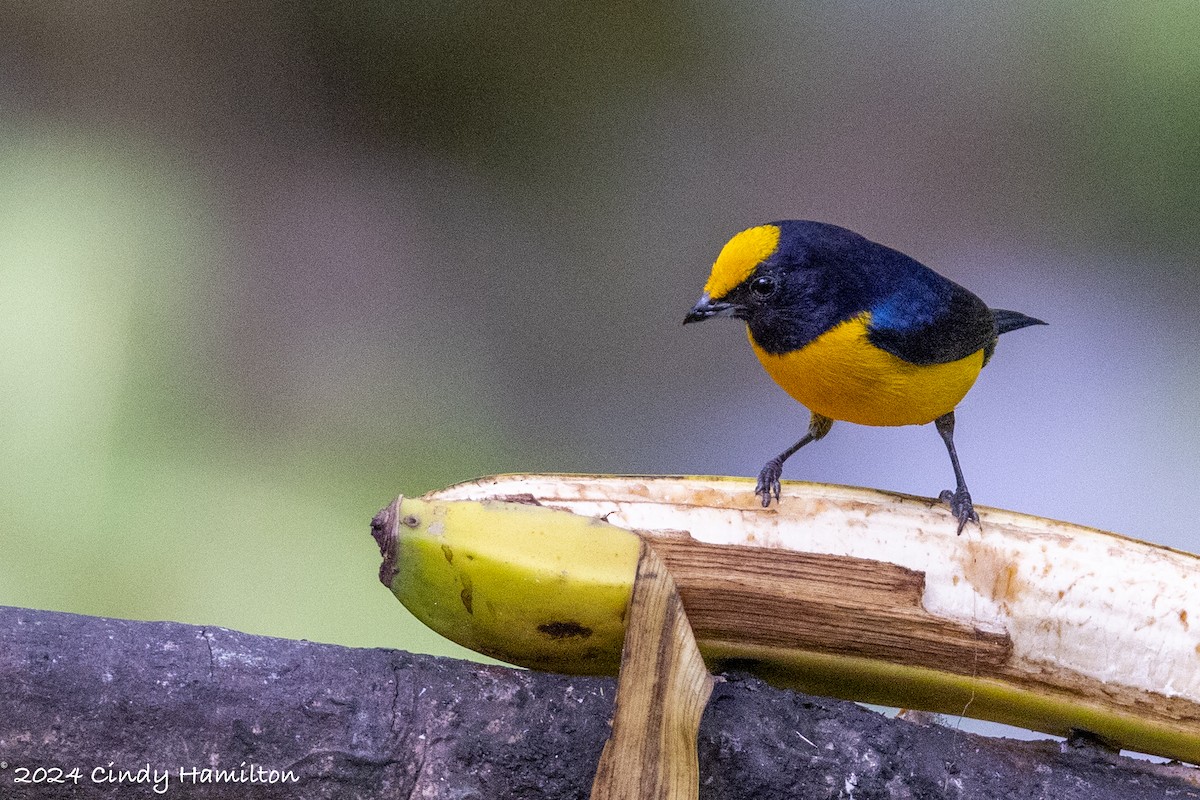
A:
[684,221,1045,533]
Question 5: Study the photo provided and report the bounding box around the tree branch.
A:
[0,606,1196,799]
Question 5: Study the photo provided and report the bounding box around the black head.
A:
[684,221,887,353]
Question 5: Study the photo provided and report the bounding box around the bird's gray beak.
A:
[683,294,736,324]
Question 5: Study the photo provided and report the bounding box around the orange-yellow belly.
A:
[749,313,985,427]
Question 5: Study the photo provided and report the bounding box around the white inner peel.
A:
[430,475,1200,700]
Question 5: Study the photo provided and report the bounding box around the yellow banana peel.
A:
[373,494,640,675]
[372,474,1200,764]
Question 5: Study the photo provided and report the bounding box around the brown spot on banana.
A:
[460,583,473,615]
[538,622,594,640]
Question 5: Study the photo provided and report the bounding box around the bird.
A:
[683,220,1045,533]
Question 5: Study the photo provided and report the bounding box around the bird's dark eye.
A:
[750,275,777,299]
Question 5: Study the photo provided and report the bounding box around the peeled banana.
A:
[373,474,1200,763]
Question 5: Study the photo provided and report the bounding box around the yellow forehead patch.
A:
[702,224,782,300]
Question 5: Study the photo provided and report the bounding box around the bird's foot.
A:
[938,487,980,535]
[755,458,784,508]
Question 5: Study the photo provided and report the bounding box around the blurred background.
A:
[2,0,1198,723]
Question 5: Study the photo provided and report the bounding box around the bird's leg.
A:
[934,411,980,534]
[755,413,834,508]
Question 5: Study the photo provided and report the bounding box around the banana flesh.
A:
[373,474,1200,763]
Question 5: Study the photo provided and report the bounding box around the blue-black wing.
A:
[867,281,998,366]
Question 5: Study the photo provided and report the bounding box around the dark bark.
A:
[0,605,1196,799]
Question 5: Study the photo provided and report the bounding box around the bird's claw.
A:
[755,459,784,508]
[939,487,979,535]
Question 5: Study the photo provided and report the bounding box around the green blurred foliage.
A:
[1035,0,1200,248]
[0,128,493,656]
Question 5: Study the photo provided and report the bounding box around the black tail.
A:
[992,308,1047,335]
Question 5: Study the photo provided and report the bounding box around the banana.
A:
[374,474,1200,763]
[372,495,641,675]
